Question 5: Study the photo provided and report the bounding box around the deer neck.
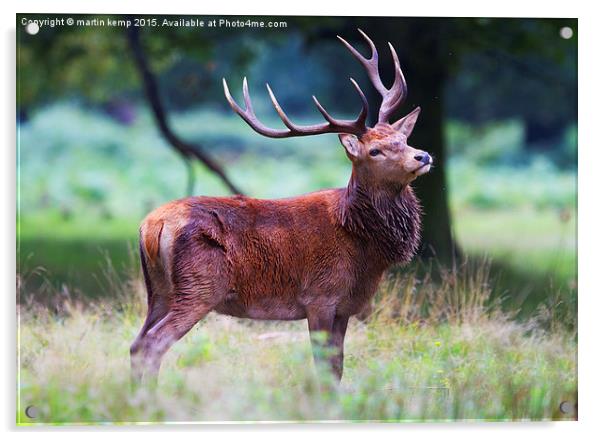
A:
[337,170,422,265]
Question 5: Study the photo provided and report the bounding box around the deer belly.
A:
[214,295,307,321]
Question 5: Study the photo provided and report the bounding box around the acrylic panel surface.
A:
[16,14,577,424]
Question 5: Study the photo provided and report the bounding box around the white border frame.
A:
[3,0,600,438]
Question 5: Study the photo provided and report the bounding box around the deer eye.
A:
[369,149,381,157]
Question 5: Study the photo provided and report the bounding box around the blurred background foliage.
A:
[17,15,576,320]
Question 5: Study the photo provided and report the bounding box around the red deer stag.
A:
[130,29,433,384]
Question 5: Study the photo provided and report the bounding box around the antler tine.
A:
[348,77,369,126]
[313,78,368,127]
[337,31,387,97]
[377,42,408,123]
[241,77,254,114]
[385,67,408,121]
[339,29,408,124]
[312,96,337,124]
[223,76,368,138]
[266,83,299,131]
[389,43,408,105]
[223,78,292,138]
[223,77,245,116]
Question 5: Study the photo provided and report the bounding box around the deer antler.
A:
[223,76,368,138]
[223,30,408,137]
[337,29,407,124]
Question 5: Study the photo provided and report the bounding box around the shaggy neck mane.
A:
[337,171,422,265]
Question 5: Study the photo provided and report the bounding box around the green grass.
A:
[455,208,576,282]
[452,207,576,319]
[17,265,577,424]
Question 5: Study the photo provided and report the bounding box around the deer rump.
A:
[141,190,380,323]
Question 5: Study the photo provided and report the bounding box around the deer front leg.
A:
[306,307,348,381]
[331,315,349,381]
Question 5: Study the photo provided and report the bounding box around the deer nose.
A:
[414,153,431,164]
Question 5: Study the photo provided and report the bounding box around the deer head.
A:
[223,29,432,189]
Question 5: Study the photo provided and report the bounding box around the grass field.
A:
[17,263,577,424]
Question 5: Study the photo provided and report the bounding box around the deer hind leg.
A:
[130,297,170,385]
[130,270,222,386]
[130,240,172,386]
[131,235,228,386]
[131,302,213,386]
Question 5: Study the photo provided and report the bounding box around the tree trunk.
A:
[408,71,455,263]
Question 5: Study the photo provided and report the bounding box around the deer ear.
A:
[338,134,361,158]
[392,106,421,138]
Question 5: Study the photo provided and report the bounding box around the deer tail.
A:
[138,218,165,311]
[140,218,164,267]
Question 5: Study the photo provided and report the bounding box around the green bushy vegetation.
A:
[446,119,577,169]
[449,158,576,211]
